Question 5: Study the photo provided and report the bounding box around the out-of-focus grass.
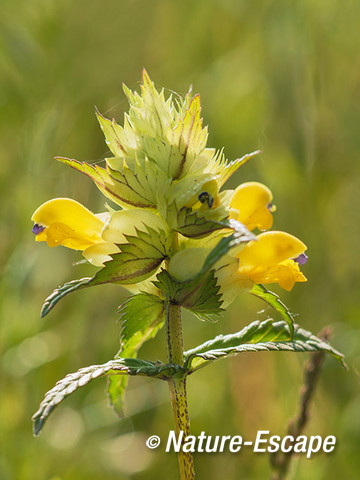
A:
[1,1,359,479]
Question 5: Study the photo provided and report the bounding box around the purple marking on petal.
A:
[267,203,273,211]
[32,224,46,235]
[294,253,308,265]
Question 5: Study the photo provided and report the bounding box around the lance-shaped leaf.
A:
[40,227,170,317]
[107,293,165,416]
[154,220,255,315]
[33,358,181,436]
[250,284,295,338]
[41,277,92,318]
[184,319,346,373]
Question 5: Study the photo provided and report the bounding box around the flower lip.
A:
[32,224,46,235]
[293,253,308,266]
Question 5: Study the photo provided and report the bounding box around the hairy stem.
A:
[165,240,195,479]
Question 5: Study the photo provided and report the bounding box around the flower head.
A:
[31,71,308,308]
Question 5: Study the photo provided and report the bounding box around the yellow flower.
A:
[32,198,170,267]
[236,231,307,291]
[229,181,275,231]
[31,198,118,266]
[32,198,109,250]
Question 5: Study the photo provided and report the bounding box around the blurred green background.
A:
[1,0,359,479]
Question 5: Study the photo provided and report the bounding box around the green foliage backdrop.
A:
[1,1,359,479]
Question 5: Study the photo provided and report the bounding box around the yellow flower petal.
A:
[248,259,307,291]
[82,242,120,267]
[237,231,307,272]
[229,182,274,231]
[236,231,307,291]
[32,198,105,250]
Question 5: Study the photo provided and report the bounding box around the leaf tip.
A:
[32,415,44,437]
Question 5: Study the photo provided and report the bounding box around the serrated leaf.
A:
[107,293,165,415]
[57,157,157,208]
[96,108,129,158]
[184,319,346,373]
[170,206,228,238]
[155,269,224,320]
[205,150,261,187]
[101,70,208,181]
[250,284,295,338]
[89,227,170,286]
[154,220,254,316]
[172,94,208,179]
[41,277,92,318]
[33,358,181,436]
[41,228,170,317]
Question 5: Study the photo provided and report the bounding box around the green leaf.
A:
[41,227,170,317]
[250,284,295,338]
[154,219,254,315]
[57,157,151,208]
[171,94,208,179]
[155,269,224,320]
[97,71,208,181]
[205,149,261,187]
[57,156,160,209]
[90,227,170,285]
[184,319,346,373]
[33,358,181,436]
[107,293,165,415]
[170,206,228,238]
[199,219,255,273]
[41,277,92,318]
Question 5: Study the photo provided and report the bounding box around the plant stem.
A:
[166,300,195,479]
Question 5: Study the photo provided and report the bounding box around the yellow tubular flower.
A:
[32,198,108,249]
[32,198,119,266]
[229,181,275,231]
[236,231,308,291]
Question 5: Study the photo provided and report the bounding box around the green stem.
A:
[166,285,195,479]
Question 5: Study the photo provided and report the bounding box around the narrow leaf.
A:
[250,284,295,338]
[41,278,91,318]
[184,319,346,373]
[33,358,180,436]
[41,227,170,317]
